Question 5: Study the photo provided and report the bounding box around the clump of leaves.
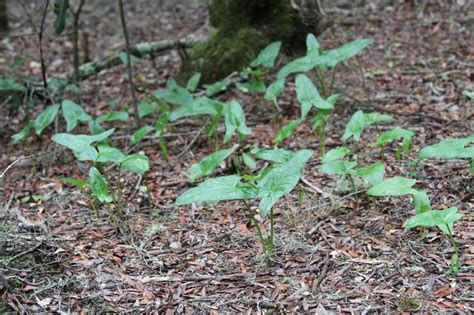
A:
[176,149,313,263]
[52,129,149,219]
[320,146,384,205]
[404,207,463,274]
[373,127,414,162]
[368,177,463,273]
[265,34,373,151]
[417,135,474,172]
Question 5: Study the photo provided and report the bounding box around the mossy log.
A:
[54,38,197,88]
[179,0,331,84]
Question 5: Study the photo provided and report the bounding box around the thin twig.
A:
[177,126,205,158]
[300,176,331,198]
[72,0,86,82]
[118,0,139,126]
[39,0,50,90]
[7,242,42,263]
[312,251,331,291]
[0,153,47,180]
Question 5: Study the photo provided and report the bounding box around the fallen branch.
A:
[57,38,199,85]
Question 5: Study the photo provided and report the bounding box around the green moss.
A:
[179,0,309,84]
[179,28,269,84]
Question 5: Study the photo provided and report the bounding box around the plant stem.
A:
[268,208,274,255]
[243,200,271,263]
[118,0,139,127]
[39,0,50,91]
[272,100,278,130]
[317,123,326,154]
[315,68,327,98]
[328,65,338,96]
[116,166,123,217]
[445,224,459,265]
[347,174,359,209]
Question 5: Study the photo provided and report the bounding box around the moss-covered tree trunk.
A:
[179,0,331,83]
[0,0,8,39]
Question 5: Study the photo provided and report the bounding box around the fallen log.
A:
[58,38,199,84]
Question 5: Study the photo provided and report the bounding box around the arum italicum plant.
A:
[417,134,474,172]
[319,146,385,207]
[265,34,373,152]
[176,149,313,264]
[51,129,149,219]
[367,177,463,273]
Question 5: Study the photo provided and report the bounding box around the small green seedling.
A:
[404,207,463,274]
[367,176,417,196]
[320,147,385,206]
[237,41,281,94]
[342,110,393,143]
[52,129,149,219]
[417,135,474,172]
[176,149,313,264]
[374,127,414,162]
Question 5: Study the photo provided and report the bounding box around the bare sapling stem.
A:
[39,0,50,91]
[72,0,86,82]
[118,0,139,127]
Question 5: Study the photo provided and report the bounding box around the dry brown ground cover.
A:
[0,0,473,313]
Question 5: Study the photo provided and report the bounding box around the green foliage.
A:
[63,177,88,189]
[89,167,112,203]
[277,35,373,79]
[131,126,154,144]
[295,74,332,118]
[118,52,139,66]
[342,110,365,142]
[11,121,34,144]
[264,78,285,102]
[250,41,282,68]
[275,118,303,144]
[224,100,252,143]
[121,154,150,175]
[321,147,350,163]
[34,104,60,135]
[364,112,393,125]
[96,110,129,123]
[204,78,232,97]
[188,149,234,182]
[256,149,313,215]
[53,0,69,35]
[154,78,193,106]
[155,111,169,137]
[356,162,385,186]
[367,176,417,196]
[342,110,393,143]
[320,160,357,176]
[417,135,474,161]
[242,153,257,170]
[62,100,91,132]
[169,97,222,122]
[375,127,414,154]
[251,148,293,164]
[412,190,431,214]
[176,175,253,205]
[186,73,201,92]
[138,100,159,118]
[97,145,125,163]
[404,207,461,234]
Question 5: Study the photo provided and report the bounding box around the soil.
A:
[0,0,473,313]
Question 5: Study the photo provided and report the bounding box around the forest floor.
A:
[0,0,473,313]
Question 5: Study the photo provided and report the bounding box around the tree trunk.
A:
[179,0,331,84]
[0,0,8,38]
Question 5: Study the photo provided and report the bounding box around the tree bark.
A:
[0,0,7,38]
[179,0,331,84]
